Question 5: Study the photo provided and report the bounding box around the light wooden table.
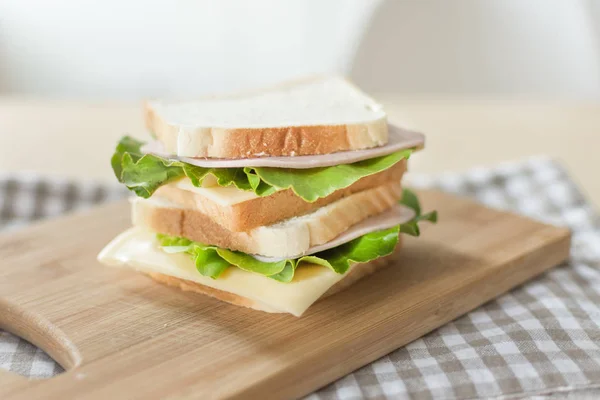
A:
[0,97,598,208]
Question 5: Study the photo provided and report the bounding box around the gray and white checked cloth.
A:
[1,157,600,399]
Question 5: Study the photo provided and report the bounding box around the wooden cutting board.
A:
[0,190,570,400]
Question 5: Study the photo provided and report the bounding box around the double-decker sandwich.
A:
[99,76,436,316]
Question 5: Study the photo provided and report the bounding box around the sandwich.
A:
[98,76,436,317]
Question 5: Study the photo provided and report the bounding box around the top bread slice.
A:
[145,76,388,158]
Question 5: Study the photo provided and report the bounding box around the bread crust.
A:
[155,160,406,232]
[143,76,388,159]
[146,237,402,314]
[147,110,388,159]
[134,182,403,256]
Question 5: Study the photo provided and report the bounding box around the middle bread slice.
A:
[132,181,403,258]
[153,159,407,232]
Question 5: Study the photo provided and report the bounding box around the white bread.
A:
[132,182,403,257]
[145,76,388,158]
[154,160,407,232]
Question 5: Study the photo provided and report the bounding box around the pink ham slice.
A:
[251,204,415,263]
[142,125,424,169]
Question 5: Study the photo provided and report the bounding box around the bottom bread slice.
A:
[98,228,402,316]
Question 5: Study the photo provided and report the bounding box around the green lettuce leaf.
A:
[111,136,412,202]
[157,227,400,283]
[398,188,438,236]
[250,150,412,202]
[157,189,436,282]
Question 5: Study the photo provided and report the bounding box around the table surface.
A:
[0,96,598,207]
[1,96,600,399]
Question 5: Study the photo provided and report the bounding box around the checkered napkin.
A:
[0,174,126,378]
[1,158,600,399]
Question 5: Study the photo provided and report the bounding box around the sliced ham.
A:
[251,204,415,263]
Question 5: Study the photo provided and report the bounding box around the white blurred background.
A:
[1,0,599,99]
[1,0,599,205]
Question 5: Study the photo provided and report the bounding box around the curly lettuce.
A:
[111,136,412,202]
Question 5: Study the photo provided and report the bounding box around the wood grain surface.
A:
[0,190,571,400]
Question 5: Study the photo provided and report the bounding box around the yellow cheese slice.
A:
[97,228,355,316]
[173,178,264,206]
